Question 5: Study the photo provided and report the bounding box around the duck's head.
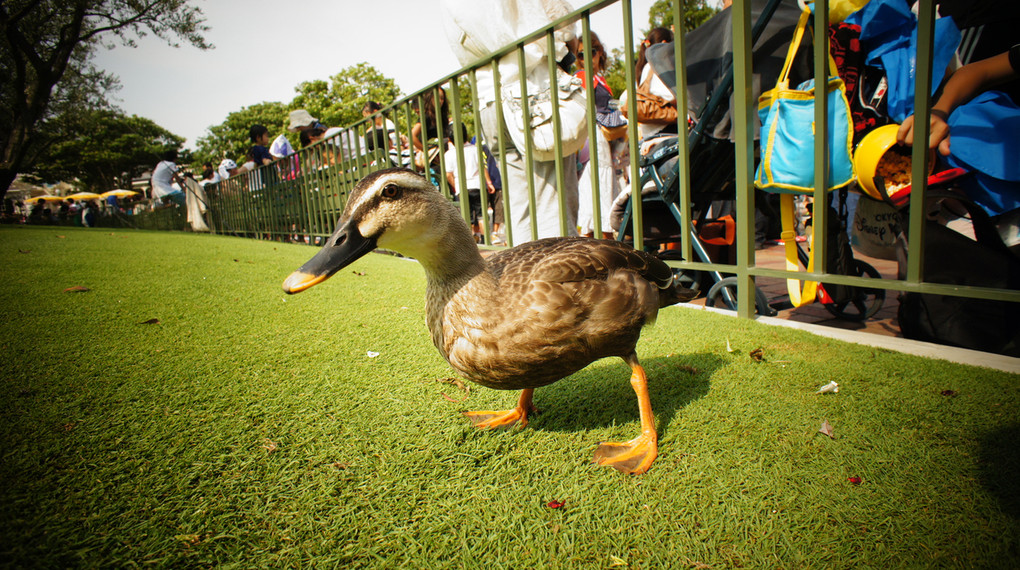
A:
[283,168,475,294]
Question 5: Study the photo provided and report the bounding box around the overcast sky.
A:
[91,0,680,149]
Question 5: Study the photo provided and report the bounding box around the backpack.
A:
[896,193,1020,356]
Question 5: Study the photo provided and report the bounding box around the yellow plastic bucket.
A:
[853,123,933,202]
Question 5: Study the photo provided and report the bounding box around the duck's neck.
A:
[419,226,488,292]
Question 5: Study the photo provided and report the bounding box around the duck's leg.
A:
[464,388,535,429]
[594,354,658,474]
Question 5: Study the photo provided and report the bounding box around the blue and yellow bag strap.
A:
[780,193,819,307]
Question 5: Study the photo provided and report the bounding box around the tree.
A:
[0,0,210,201]
[192,63,404,167]
[27,110,183,192]
[647,0,719,33]
[192,101,287,168]
[291,63,403,129]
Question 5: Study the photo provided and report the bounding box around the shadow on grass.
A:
[978,424,1020,518]
[525,352,718,438]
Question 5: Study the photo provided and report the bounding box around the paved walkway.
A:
[685,241,1019,373]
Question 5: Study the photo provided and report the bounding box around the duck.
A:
[283,168,697,474]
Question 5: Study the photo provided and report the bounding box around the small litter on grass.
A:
[818,420,835,439]
[816,381,839,394]
[352,270,366,276]
[941,389,958,397]
[139,318,160,325]
[56,235,65,239]
[261,439,278,453]
[18,249,30,254]
[546,499,566,509]
[366,351,379,358]
[848,476,862,485]
[726,338,735,353]
[63,285,90,293]
[749,347,764,362]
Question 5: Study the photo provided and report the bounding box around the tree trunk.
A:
[0,169,17,202]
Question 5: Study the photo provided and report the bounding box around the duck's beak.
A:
[283,221,377,294]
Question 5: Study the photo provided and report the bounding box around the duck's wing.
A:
[488,237,675,290]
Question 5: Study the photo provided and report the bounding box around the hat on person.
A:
[219,158,237,171]
[287,109,319,132]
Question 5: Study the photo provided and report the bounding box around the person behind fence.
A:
[151,149,186,207]
[218,158,241,180]
[363,101,406,165]
[440,0,581,242]
[575,31,627,239]
[411,88,452,170]
[248,124,275,168]
[620,27,679,140]
[445,125,496,243]
[895,44,1020,244]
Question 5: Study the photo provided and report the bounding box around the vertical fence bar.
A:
[546,31,570,238]
[732,0,756,318]
[470,68,493,244]
[492,61,514,247]
[673,0,693,263]
[812,0,830,274]
[906,0,935,285]
[621,0,642,249]
[580,16,601,239]
[517,46,539,243]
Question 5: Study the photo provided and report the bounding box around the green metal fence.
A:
[134,0,1020,322]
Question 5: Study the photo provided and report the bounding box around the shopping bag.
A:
[755,7,855,194]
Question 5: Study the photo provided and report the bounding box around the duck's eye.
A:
[381,184,401,199]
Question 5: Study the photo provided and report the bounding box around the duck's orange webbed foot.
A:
[464,388,534,429]
[593,356,659,474]
[593,433,658,474]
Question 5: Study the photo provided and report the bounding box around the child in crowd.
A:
[248,124,274,168]
[444,125,495,242]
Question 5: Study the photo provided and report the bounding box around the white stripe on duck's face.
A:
[341,168,463,260]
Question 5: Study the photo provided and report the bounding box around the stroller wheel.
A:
[705,276,777,316]
[823,260,885,322]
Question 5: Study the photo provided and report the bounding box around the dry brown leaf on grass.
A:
[749,347,764,362]
[436,377,470,394]
[18,249,31,254]
[818,420,835,439]
[63,285,90,293]
[261,439,278,453]
[139,318,160,325]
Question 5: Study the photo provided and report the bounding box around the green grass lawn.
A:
[2,225,1018,568]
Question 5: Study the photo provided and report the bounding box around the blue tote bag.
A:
[755,7,855,194]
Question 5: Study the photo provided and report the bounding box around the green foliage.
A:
[603,47,629,100]
[27,110,183,191]
[648,0,719,33]
[192,63,403,170]
[192,101,288,168]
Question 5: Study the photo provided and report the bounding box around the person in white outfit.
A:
[440,0,580,244]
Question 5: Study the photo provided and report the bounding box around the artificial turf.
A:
[1,225,1018,568]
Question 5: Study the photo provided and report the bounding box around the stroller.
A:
[615,0,884,321]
